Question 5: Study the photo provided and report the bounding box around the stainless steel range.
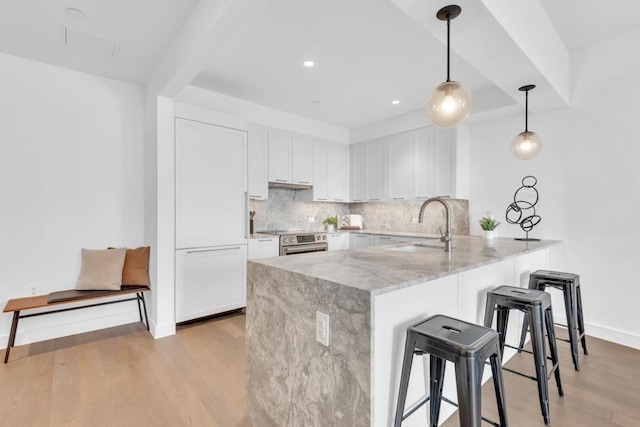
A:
[260,230,328,256]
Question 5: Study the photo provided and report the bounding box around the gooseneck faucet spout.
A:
[418,197,452,252]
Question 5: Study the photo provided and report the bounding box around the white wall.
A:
[0,52,145,347]
[468,27,640,348]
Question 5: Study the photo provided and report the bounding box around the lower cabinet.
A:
[350,234,375,249]
[327,233,348,251]
[175,245,247,323]
[248,237,279,259]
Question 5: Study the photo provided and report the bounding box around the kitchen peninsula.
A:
[246,235,565,427]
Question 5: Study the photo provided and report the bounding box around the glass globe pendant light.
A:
[425,5,472,128]
[510,84,542,160]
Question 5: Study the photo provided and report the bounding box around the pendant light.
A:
[425,5,472,128]
[510,84,542,160]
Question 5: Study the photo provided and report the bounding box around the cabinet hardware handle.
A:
[334,199,343,201]
[187,247,241,254]
[298,181,310,184]
[258,239,272,242]
[379,237,391,239]
[369,198,380,201]
[353,199,362,202]
[393,198,404,200]
[249,195,261,198]
[275,179,287,182]
[317,198,328,201]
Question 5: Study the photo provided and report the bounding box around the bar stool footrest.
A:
[440,397,502,427]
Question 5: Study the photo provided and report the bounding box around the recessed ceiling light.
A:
[66,8,85,19]
[311,100,321,105]
[303,60,315,68]
[392,100,400,105]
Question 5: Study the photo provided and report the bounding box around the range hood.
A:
[268,181,313,190]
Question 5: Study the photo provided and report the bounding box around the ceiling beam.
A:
[146,0,271,98]
[389,0,570,112]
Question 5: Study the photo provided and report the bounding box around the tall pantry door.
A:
[175,118,248,249]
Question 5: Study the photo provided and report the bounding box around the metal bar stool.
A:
[484,286,563,425]
[394,314,508,427]
[518,270,588,371]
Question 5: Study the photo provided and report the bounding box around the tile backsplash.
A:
[251,189,469,235]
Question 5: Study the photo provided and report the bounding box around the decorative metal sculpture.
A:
[505,176,541,241]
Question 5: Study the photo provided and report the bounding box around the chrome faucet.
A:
[418,197,452,252]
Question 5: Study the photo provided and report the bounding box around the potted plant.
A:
[479,216,501,239]
[323,216,338,232]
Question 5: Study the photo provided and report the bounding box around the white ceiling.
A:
[1,0,640,129]
[0,0,198,84]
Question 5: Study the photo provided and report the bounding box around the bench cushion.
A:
[122,246,150,286]
[48,285,149,304]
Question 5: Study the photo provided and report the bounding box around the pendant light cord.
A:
[446,15,451,82]
[525,89,529,132]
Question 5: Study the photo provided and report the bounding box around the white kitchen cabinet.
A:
[175,118,247,249]
[248,124,268,200]
[365,139,386,201]
[175,245,247,323]
[327,143,348,202]
[350,233,374,249]
[387,133,413,201]
[413,127,455,199]
[350,144,365,202]
[268,130,291,184]
[309,140,348,202]
[312,141,329,201]
[374,235,412,246]
[248,237,279,259]
[327,233,348,251]
[292,135,313,185]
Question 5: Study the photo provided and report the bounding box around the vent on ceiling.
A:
[62,26,121,58]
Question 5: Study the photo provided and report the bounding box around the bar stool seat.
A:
[485,286,563,426]
[394,314,508,427]
[519,270,588,371]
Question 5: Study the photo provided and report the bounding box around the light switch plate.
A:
[308,216,315,223]
[316,311,330,346]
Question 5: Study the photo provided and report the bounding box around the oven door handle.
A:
[281,243,328,255]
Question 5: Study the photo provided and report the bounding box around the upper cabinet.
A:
[291,135,313,185]
[351,125,468,202]
[268,130,292,184]
[350,144,365,202]
[248,124,268,200]
[388,133,414,201]
[327,143,347,201]
[267,130,314,186]
[364,139,386,201]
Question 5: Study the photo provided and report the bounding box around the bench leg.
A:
[5,311,20,363]
[136,295,143,322]
[139,293,150,332]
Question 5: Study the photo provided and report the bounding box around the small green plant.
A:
[479,217,501,231]
[323,216,338,227]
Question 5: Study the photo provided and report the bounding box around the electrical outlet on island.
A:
[315,311,330,346]
[308,216,315,223]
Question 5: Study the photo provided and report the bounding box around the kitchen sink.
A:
[386,243,448,253]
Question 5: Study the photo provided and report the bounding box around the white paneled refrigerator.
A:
[174,118,248,323]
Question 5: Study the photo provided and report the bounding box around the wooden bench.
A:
[3,285,150,363]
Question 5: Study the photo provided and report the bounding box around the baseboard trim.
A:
[150,320,176,339]
[554,314,640,350]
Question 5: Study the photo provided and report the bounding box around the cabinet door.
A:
[248,125,268,200]
[350,234,373,249]
[350,144,365,202]
[313,141,329,201]
[175,118,247,249]
[248,238,279,259]
[327,233,347,251]
[291,135,314,185]
[413,127,435,199]
[388,133,414,201]
[328,143,347,202]
[365,140,386,201]
[268,131,291,183]
[434,128,455,197]
[175,246,247,322]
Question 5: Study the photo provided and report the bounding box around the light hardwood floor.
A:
[1,314,639,426]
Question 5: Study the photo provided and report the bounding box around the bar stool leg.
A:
[576,285,588,355]
[496,306,510,358]
[529,306,551,425]
[394,333,417,427]
[518,316,529,353]
[545,307,564,397]
[562,283,580,371]
[429,354,446,427]
[454,357,483,427]
[490,351,509,427]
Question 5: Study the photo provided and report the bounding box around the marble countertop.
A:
[249,236,562,295]
[249,233,279,239]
